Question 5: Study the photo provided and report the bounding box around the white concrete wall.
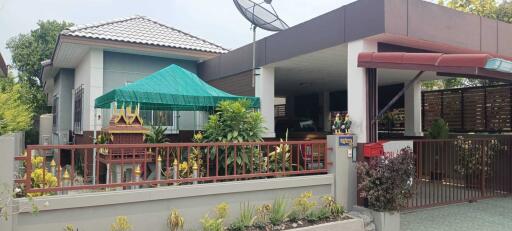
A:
[404,79,423,136]
[73,49,104,132]
[0,132,24,231]
[347,40,377,143]
[13,175,333,231]
[255,67,275,138]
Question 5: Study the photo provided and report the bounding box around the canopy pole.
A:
[251,25,257,87]
[92,108,98,185]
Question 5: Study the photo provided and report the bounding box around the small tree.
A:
[203,100,264,143]
[203,100,265,175]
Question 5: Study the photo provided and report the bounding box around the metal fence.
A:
[406,137,512,209]
[15,140,328,195]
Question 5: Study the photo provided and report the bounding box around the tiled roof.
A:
[0,52,7,76]
[62,15,228,54]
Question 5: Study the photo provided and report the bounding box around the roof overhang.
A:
[358,52,512,81]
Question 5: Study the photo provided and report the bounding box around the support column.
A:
[347,40,377,143]
[404,79,423,136]
[321,92,331,132]
[256,66,276,138]
[327,135,357,210]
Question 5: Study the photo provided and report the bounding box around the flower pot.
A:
[370,210,400,231]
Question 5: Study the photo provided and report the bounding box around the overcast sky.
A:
[0,0,365,66]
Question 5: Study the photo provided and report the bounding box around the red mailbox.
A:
[363,142,384,157]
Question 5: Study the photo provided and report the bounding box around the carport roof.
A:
[358,52,512,81]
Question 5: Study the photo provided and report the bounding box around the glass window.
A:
[74,86,84,133]
[140,110,176,132]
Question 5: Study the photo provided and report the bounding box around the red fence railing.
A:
[406,137,512,209]
[14,140,328,195]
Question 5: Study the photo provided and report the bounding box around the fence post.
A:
[327,135,358,211]
[156,155,162,187]
[134,165,141,190]
[62,169,70,195]
[173,159,178,186]
[193,161,198,185]
[50,159,56,176]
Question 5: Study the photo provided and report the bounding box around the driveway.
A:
[401,197,512,231]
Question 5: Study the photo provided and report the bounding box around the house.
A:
[41,15,228,145]
[198,0,512,141]
[0,52,7,77]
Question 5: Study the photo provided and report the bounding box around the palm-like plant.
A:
[145,126,168,144]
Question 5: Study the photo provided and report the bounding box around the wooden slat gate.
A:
[422,84,512,133]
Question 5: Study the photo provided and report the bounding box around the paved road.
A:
[401,197,512,231]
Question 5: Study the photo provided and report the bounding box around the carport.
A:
[358,52,512,142]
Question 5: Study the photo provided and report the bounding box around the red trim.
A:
[358,52,512,80]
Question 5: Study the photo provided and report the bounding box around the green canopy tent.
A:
[95,64,260,110]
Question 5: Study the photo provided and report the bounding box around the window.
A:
[74,85,84,133]
[52,96,59,130]
[140,110,176,133]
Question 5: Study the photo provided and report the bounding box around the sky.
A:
[0,0,361,67]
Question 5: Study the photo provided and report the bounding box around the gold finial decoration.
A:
[63,169,70,179]
[50,159,56,167]
[192,161,198,170]
[157,155,162,162]
[134,165,142,176]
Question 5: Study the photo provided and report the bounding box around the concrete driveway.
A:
[401,197,512,231]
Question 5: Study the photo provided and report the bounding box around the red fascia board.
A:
[358,52,493,68]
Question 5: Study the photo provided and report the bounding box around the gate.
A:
[405,137,512,210]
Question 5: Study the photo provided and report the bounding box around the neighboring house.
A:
[0,52,7,77]
[41,15,228,145]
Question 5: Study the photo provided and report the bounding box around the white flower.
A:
[43,201,50,207]
[14,188,21,194]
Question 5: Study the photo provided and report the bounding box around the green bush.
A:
[427,118,449,139]
[204,100,265,175]
[357,147,415,212]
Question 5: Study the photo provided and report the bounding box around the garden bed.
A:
[242,215,359,230]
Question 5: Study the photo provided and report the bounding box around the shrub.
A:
[305,208,330,223]
[203,100,265,174]
[454,136,502,176]
[110,216,132,231]
[63,225,76,231]
[357,147,415,212]
[200,203,229,231]
[427,118,449,139]
[269,196,288,225]
[229,202,256,231]
[320,195,344,217]
[167,209,184,231]
[254,203,272,226]
[292,192,316,219]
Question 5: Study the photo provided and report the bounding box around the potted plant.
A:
[357,147,415,231]
[426,118,449,181]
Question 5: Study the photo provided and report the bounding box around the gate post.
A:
[327,134,358,211]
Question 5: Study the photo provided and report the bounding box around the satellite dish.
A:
[233,0,289,86]
[234,0,289,32]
